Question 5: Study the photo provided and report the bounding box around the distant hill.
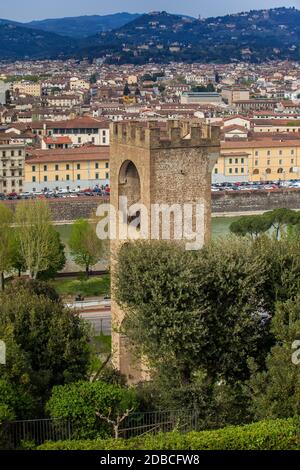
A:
[81,8,300,64]
[0,23,75,60]
[1,8,300,63]
[25,13,141,38]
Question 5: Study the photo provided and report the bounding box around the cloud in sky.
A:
[1,0,299,22]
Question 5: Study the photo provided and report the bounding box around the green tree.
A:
[0,280,90,412]
[0,204,15,290]
[248,295,300,420]
[46,381,137,439]
[38,230,66,280]
[115,238,271,387]
[123,82,131,96]
[264,208,299,240]
[192,83,215,92]
[230,215,271,238]
[69,219,104,277]
[15,201,65,279]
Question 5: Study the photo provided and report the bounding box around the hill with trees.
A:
[1,8,300,64]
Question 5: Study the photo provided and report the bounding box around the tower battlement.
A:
[110,120,220,149]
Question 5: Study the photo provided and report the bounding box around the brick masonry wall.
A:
[212,188,300,213]
[3,189,300,221]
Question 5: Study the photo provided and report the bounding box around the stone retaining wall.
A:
[3,189,300,221]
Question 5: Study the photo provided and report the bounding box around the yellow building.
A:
[13,81,41,97]
[213,139,300,182]
[24,146,110,192]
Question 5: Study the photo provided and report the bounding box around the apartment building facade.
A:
[45,117,110,146]
[0,141,25,194]
[13,81,41,97]
[213,139,300,182]
[24,146,110,192]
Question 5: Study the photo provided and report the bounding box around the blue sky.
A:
[1,0,299,22]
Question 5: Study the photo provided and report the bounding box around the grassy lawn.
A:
[51,274,110,297]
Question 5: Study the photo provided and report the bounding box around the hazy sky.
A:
[1,0,300,22]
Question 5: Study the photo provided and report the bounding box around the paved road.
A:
[80,310,111,336]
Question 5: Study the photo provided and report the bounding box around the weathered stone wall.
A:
[3,189,300,221]
[3,197,106,222]
[212,189,300,213]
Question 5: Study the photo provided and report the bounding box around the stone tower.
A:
[109,120,220,383]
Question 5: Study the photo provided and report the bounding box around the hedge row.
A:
[38,417,300,450]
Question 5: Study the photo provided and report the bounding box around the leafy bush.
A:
[37,417,300,450]
[46,381,138,439]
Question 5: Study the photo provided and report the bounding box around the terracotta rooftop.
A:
[26,146,109,164]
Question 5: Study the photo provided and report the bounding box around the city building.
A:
[181,92,223,105]
[24,146,110,192]
[45,117,110,146]
[13,81,41,97]
[221,87,250,105]
[213,139,300,183]
[0,141,25,194]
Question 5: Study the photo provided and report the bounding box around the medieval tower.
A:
[109,120,220,383]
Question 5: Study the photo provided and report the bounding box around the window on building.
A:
[66,175,70,181]
[95,163,99,169]
[11,180,15,187]
[241,158,244,164]
[229,168,232,174]
[267,150,271,156]
[78,137,81,144]
[279,160,282,165]
[55,175,59,181]
[95,173,99,179]
[32,165,36,172]
[277,168,283,174]
[235,168,238,174]
[18,150,22,156]
[291,159,294,164]
[279,150,282,156]
[214,168,218,174]
[77,164,80,170]
[105,162,109,169]
[55,164,59,171]
[267,159,271,165]
[66,164,70,170]
[290,167,294,173]
[291,149,295,155]
[229,158,232,164]
[255,151,259,156]
[266,168,271,174]
[235,158,238,164]
[44,176,48,182]
[255,160,258,166]
[19,180,22,186]
[44,165,47,171]
[11,151,14,157]
[77,174,81,180]
[253,169,259,175]
[105,172,109,179]
[32,176,36,182]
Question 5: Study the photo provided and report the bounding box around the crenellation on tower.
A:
[110,120,220,150]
